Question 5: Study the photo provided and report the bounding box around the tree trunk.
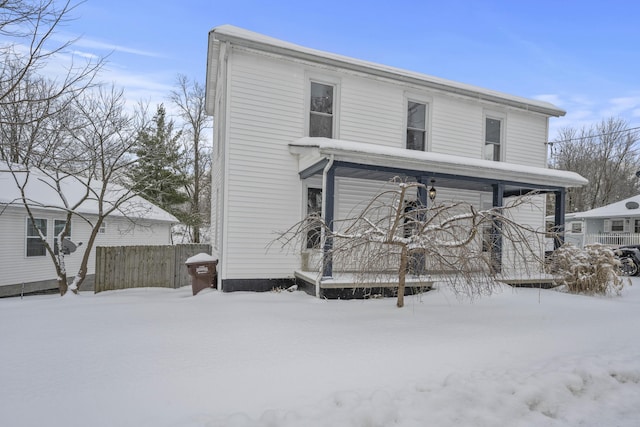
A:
[397,245,408,308]
[72,218,103,292]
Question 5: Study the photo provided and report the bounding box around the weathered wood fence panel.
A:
[95,244,212,293]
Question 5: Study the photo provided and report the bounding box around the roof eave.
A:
[211,26,566,118]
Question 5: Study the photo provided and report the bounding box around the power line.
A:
[545,125,640,145]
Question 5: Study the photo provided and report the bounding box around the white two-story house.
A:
[205,25,587,296]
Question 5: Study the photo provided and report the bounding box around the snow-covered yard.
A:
[2,279,640,427]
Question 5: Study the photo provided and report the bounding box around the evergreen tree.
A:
[129,104,189,214]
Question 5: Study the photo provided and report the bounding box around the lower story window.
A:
[611,220,624,232]
[26,218,47,257]
[306,188,323,249]
[54,219,72,255]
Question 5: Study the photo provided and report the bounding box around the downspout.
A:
[319,155,335,297]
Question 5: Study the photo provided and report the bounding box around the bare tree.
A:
[1,1,103,108]
[169,74,212,243]
[277,180,547,307]
[2,85,149,295]
[550,117,640,213]
[0,69,74,166]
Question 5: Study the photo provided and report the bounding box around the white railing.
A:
[584,233,640,247]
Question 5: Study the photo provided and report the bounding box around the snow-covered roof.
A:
[570,195,640,219]
[0,162,178,223]
[210,25,565,118]
[290,137,588,190]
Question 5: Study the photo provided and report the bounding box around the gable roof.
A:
[209,25,566,118]
[0,162,178,223]
[570,195,640,219]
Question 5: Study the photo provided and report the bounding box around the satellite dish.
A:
[61,238,82,255]
[625,201,639,210]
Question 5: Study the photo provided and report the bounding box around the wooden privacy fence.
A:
[95,244,212,293]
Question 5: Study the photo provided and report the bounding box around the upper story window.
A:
[26,218,47,257]
[484,117,502,161]
[309,82,334,138]
[406,101,427,151]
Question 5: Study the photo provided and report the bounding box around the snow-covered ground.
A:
[2,280,640,427]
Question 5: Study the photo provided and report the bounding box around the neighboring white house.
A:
[0,162,178,297]
[205,25,587,296]
[562,195,640,248]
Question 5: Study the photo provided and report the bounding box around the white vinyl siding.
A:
[339,77,404,147]
[1,207,173,288]
[223,51,305,279]
[431,96,483,158]
[503,111,548,166]
[501,194,547,275]
[213,43,554,281]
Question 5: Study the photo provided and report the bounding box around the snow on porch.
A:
[295,269,560,297]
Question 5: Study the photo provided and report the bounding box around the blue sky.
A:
[36,0,640,138]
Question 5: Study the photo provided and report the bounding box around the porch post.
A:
[491,183,504,274]
[413,176,429,275]
[554,189,566,249]
[322,165,335,279]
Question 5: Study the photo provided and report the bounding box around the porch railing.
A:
[584,233,640,247]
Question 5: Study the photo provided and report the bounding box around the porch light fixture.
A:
[428,180,437,202]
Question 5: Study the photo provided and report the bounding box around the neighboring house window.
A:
[635,219,640,233]
[26,218,47,257]
[53,219,71,255]
[98,222,106,234]
[484,117,502,161]
[570,222,582,233]
[309,82,334,138]
[406,101,427,151]
[306,187,323,249]
[611,219,624,232]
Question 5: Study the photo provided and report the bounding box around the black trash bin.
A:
[185,253,218,295]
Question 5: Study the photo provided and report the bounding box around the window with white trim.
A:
[484,117,502,161]
[98,221,106,234]
[570,222,583,233]
[611,219,625,232]
[306,187,323,249]
[309,81,334,138]
[54,219,71,255]
[406,101,427,151]
[26,218,47,257]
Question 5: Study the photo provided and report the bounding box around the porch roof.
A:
[289,137,588,194]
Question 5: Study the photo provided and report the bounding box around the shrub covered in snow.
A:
[552,243,626,295]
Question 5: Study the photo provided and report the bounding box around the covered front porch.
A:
[289,137,587,297]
